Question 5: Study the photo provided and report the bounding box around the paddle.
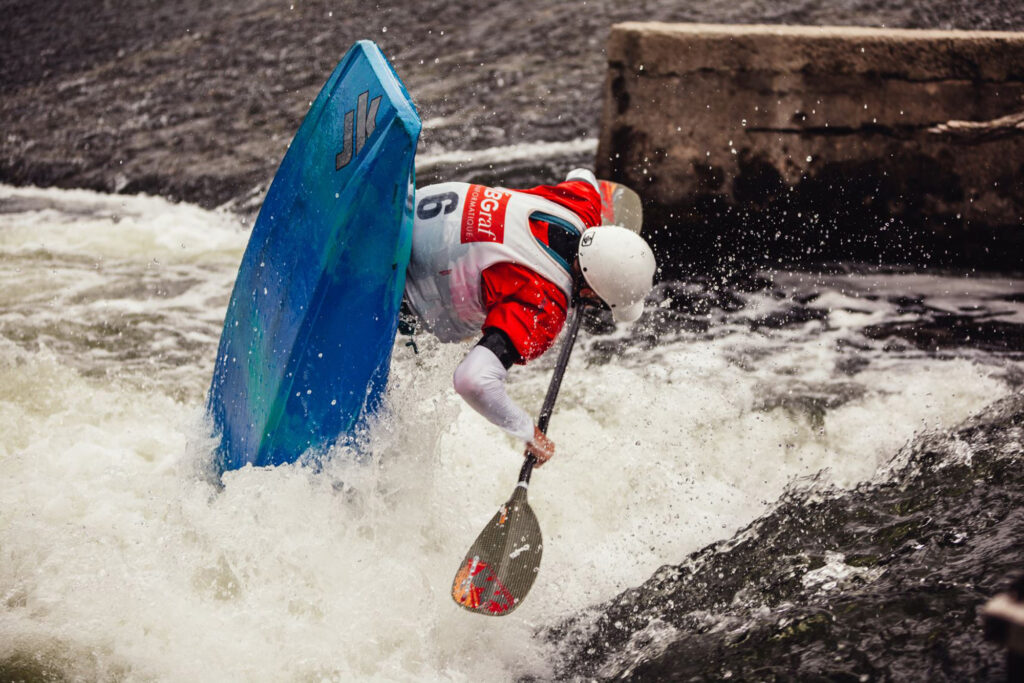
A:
[450,308,584,616]
[597,180,643,235]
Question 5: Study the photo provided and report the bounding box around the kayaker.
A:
[403,168,657,467]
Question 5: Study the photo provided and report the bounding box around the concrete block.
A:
[598,23,1024,273]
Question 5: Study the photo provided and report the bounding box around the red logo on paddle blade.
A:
[599,181,619,224]
[451,556,516,614]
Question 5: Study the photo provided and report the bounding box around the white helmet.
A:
[577,225,656,323]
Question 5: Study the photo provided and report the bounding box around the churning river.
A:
[1,179,1021,680]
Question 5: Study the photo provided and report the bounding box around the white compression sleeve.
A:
[453,345,535,442]
[565,167,601,195]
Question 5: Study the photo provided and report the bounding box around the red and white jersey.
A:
[405,181,591,344]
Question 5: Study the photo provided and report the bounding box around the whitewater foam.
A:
[0,185,1020,681]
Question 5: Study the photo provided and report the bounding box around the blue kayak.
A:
[208,41,421,472]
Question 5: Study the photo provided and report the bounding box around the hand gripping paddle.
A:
[450,310,584,616]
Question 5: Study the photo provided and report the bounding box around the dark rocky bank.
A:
[546,392,1024,681]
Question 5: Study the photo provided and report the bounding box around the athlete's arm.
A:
[453,333,531,441]
[480,264,569,362]
[565,167,601,195]
[452,331,556,465]
[514,172,603,229]
[453,259,570,466]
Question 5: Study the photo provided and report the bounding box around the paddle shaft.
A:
[518,308,584,486]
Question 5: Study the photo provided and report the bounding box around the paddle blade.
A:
[597,180,643,234]
[451,486,543,616]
